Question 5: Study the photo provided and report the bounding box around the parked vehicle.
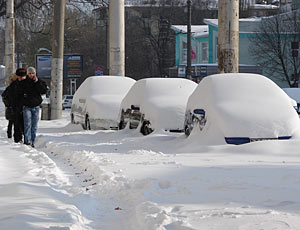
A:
[283,88,300,114]
[118,78,197,135]
[41,95,50,105]
[71,76,136,130]
[184,73,300,145]
[62,95,73,109]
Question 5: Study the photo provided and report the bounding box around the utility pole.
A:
[109,0,125,76]
[4,0,15,86]
[186,0,192,80]
[105,10,109,75]
[217,0,239,73]
[50,0,66,119]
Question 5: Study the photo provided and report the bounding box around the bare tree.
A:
[0,0,108,64]
[250,11,300,87]
[124,0,218,79]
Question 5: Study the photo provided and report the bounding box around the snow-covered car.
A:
[118,78,198,135]
[283,88,300,114]
[184,73,300,145]
[71,76,136,130]
[62,95,73,109]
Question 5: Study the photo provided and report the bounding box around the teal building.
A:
[171,16,295,87]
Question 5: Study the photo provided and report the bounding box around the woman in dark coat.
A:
[2,68,27,143]
[2,73,18,138]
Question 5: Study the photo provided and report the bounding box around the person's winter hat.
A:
[27,66,36,74]
[16,68,27,77]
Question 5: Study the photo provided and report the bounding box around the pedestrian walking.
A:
[22,67,48,147]
[2,68,27,143]
[1,73,18,138]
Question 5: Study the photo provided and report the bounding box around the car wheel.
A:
[119,111,126,130]
[184,124,191,136]
[129,121,135,129]
[119,119,125,130]
[71,113,75,124]
[141,120,153,136]
[85,115,91,130]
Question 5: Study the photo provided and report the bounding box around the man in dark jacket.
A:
[23,67,48,147]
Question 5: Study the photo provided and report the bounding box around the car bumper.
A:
[225,136,292,145]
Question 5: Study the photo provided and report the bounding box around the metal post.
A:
[109,0,125,76]
[50,0,66,119]
[217,0,239,73]
[186,0,192,80]
[4,0,15,86]
[105,12,109,75]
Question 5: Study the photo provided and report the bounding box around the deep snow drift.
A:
[1,100,300,229]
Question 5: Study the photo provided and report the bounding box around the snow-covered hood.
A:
[87,94,123,121]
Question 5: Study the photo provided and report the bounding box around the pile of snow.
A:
[186,73,300,145]
[1,95,300,229]
[171,25,209,38]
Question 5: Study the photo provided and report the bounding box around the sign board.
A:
[36,54,83,79]
[94,65,104,76]
[64,55,82,78]
[36,55,52,78]
[200,66,207,77]
[178,65,186,77]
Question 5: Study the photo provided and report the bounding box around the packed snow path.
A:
[1,107,300,229]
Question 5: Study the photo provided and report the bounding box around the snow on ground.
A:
[1,100,300,229]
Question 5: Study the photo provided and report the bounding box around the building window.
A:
[201,42,208,63]
[215,37,218,63]
[182,41,187,64]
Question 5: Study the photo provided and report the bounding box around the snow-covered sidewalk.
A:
[1,102,300,229]
[0,138,91,230]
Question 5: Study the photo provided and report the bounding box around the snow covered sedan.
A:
[71,76,136,130]
[184,73,300,145]
[118,78,198,135]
